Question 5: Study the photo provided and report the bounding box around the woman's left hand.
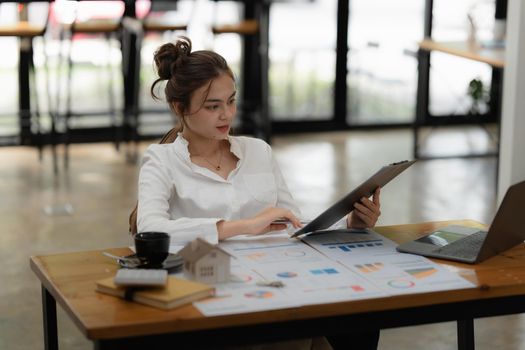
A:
[347,187,381,229]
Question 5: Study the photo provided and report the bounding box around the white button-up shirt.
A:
[137,134,300,245]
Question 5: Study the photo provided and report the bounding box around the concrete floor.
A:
[1,128,524,349]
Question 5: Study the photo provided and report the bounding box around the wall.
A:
[498,0,525,202]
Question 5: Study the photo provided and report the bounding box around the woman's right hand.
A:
[217,207,303,240]
[246,207,303,235]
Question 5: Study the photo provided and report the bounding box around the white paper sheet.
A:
[303,230,475,294]
[193,231,475,316]
[195,233,386,315]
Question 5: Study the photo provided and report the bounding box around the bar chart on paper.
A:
[326,239,386,253]
[304,230,474,295]
[354,262,384,273]
[347,254,472,294]
[304,230,398,259]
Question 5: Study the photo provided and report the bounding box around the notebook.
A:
[96,275,215,310]
[292,160,416,237]
[396,180,525,264]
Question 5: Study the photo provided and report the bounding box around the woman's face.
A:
[182,73,237,141]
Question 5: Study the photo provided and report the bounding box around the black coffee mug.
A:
[134,232,170,265]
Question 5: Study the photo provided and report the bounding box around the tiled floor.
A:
[1,128,522,350]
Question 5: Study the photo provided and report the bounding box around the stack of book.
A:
[96,276,214,310]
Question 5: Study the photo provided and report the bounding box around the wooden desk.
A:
[30,220,525,350]
[415,38,505,159]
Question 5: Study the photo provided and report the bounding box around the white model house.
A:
[178,238,232,284]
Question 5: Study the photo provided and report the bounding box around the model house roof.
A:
[178,237,232,263]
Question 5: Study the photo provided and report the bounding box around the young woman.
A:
[136,36,382,350]
[137,36,381,245]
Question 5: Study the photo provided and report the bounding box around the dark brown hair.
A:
[151,36,235,131]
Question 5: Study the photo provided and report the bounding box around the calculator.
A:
[114,268,168,287]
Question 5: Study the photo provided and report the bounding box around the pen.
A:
[272,219,310,225]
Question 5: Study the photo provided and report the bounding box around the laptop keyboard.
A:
[434,230,488,259]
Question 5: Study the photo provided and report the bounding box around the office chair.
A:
[0,0,56,168]
[56,0,124,167]
[142,0,190,34]
[209,0,258,36]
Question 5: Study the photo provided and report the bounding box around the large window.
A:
[429,0,495,117]
[269,0,336,121]
[269,0,423,128]
[347,0,423,125]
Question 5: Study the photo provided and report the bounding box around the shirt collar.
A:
[228,135,243,160]
[174,132,243,160]
[173,133,191,163]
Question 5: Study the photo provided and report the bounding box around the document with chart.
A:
[194,233,386,316]
[303,230,475,295]
[193,231,474,316]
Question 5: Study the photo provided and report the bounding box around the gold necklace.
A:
[200,146,223,171]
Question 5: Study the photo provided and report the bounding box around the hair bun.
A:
[174,36,192,58]
[153,36,193,80]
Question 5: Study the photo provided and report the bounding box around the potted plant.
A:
[467,77,490,115]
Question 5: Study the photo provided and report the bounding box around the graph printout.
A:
[194,233,386,316]
[220,233,329,266]
[303,230,475,294]
[194,264,302,316]
[302,229,398,259]
[194,231,475,316]
[253,260,386,305]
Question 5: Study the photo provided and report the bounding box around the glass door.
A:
[269,0,424,132]
[269,0,336,122]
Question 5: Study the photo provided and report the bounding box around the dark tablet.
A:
[291,160,416,238]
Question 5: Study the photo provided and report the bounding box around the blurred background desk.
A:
[413,0,507,160]
[415,39,505,159]
[418,40,504,68]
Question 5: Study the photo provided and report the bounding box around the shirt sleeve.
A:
[136,146,221,245]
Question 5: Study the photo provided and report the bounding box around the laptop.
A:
[396,180,525,264]
[291,160,416,238]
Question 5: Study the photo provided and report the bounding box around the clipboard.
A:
[291,160,416,238]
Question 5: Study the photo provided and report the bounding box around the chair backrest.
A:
[54,0,124,33]
[209,0,258,36]
[150,0,179,13]
[0,0,52,36]
[129,127,180,235]
[141,0,195,33]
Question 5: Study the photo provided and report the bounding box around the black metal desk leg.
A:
[42,285,58,350]
[457,319,475,350]
[414,49,430,159]
[19,40,32,146]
